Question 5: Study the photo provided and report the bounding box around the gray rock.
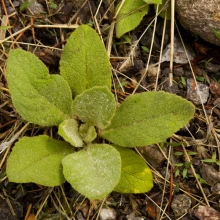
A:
[161,37,195,64]
[126,212,144,220]
[28,0,45,15]
[99,208,116,220]
[205,63,220,73]
[193,205,220,220]
[200,163,220,185]
[211,183,220,193]
[171,194,192,217]
[187,78,209,105]
[0,197,23,220]
[176,0,220,46]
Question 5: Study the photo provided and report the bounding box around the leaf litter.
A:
[1,0,220,219]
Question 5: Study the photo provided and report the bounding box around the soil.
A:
[1,1,220,219]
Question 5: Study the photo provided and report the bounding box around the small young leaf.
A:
[174,151,184,156]
[115,0,149,38]
[174,163,184,167]
[79,123,97,143]
[62,144,121,200]
[101,91,195,147]
[6,49,72,126]
[60,25,112,96]
[58,119,83,147]
[114,146,153,193]
[72,86,116,129]
[182,168,188,178]
[6,135,74,186]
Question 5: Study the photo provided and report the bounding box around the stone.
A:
[205,63,220,73]
[187,78,209,105]
[126,212,144,220]
[171,194,192,217]
[28,0,45,15]
[176,0,220,46]
[99,208,117,220]
[0,197,23,220]
[193,205,220,220]
[200,163,220,185]
[161,37,195,64]
[211,183,220,193]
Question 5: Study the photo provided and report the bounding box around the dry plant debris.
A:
[0,0,220,219]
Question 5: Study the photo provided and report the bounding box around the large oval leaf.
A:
[62,144,121,200]
[72,86,116,129]
[115,0,149,38]
[114,146,153,193]
[6,49,72,126]
[60,25,112,97]
[101,91,195,147]
[6,135,74,186]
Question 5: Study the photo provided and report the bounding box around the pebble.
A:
[137,145,166,169]
[193,205,220,219]
[28,0,45,15]
[0,197,23,220]
[126,212,144,220]
[161,37,195,64]
[211,183,220,193]
[171,194,192,217]
[205,63,220,73]
[99,208,117,220]
[187,78,209,105]
[200,163,220,185]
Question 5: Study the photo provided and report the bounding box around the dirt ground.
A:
[1,1,220,219]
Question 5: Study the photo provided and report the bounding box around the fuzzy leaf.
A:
[101,91,195,147]
[72,86,116,129]
[114,146,153,193]
[6,135,74,186]
[62,144,121,200]
[115,0,149,38]
[79,123,97,143]
[6,49,72,126]
[60,25,112,96]
[58,119,83,147]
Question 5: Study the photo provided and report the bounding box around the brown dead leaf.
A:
[26,214,36,220]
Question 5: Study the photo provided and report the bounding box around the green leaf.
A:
[58,119,83,147]
[62,144,121,200]
[212,28,220,40]
[212,152,217,160]
[101,91,195,147]
[174,163,184,167]
[115,0,149,38]
[154,0,171,20]
[0,26,12,29]
[60,25,112,96]
[182,168,188,178]
[114,146,153,193]
[174,151,184,156]
[6,135,74,186]
[6,49,72,126]
[144,0,162,3]
[79,123,97,143]
[202,159,216,163]
[72,86,116,129]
